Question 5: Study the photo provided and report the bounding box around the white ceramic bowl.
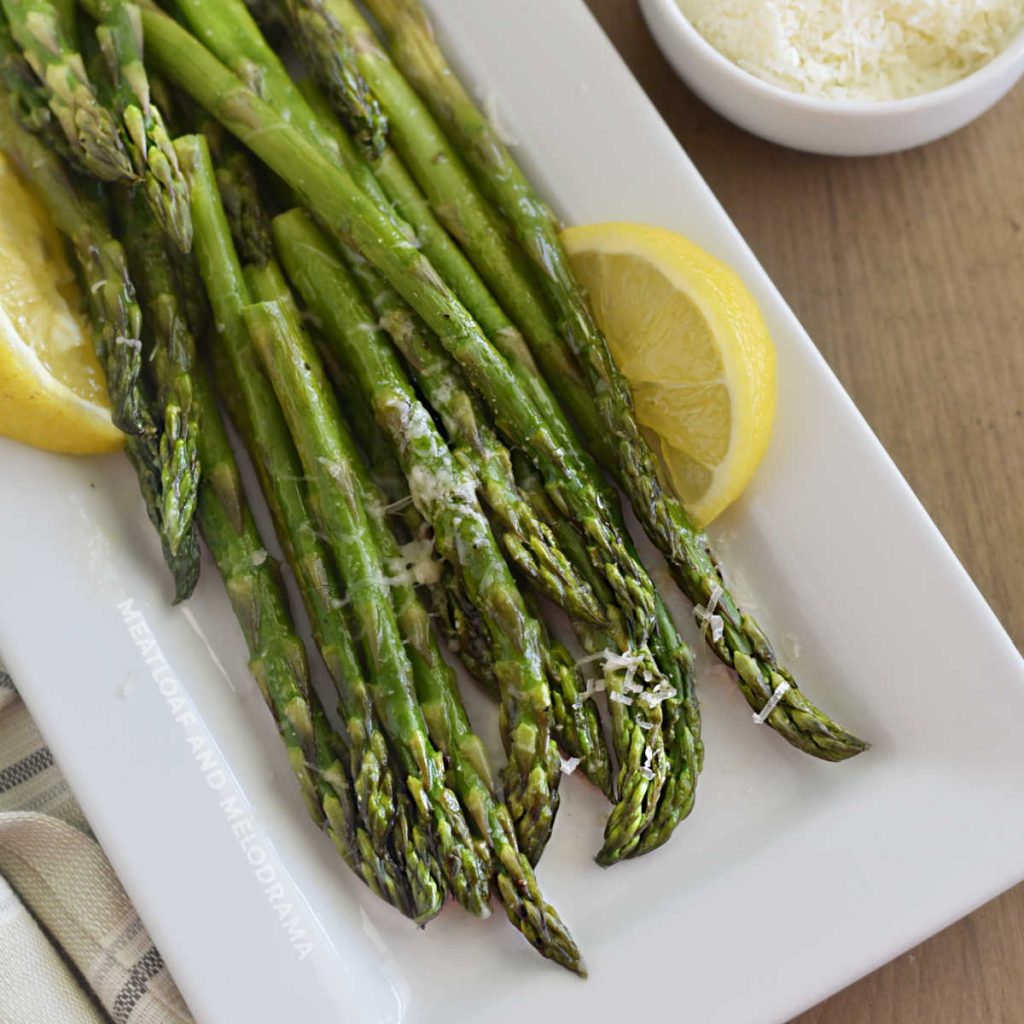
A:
[639,0,1024,156]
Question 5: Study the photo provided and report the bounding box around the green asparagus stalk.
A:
[173,0,383,159]
[270,217,561,863]
[211,348,439,923]
[117,190,200,559]
[193,367,318,817]
[308,698,393,905]
[209,133,273,268]
[116,10,683,850]
[276,209,612,800]
[276,0,386,157]
[192,362,411,910]
[540,616,614,802]
[0,11,68,153]
[333,239,603,628]
[165,0,577,475]
[0,82,146,433]
[0,0,133,179]
[192,382,315,773]
[636,596,700,856]
[285,0,595,460]
[0,93,199,599]
[181,132,442,922]
[429,562,499,698]
[131,12,685,856]
[165,0,419,255]
[245,264,584,974]
[365,0,867,763]
[321,335,612,800]
[152,4,594,629]
[94,0,190,250]
[513,457,677,863]
[235,294,490,916]
[123,431,200,601]
[317,340,418,528]
[170,0,312,124]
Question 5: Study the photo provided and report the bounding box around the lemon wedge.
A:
[0,152,121,455]
[562,222,776,527]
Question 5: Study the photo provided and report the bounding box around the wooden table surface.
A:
[584,3,1024,1021]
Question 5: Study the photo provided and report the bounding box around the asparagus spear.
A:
[123,431,199,601]
[94,0,191,250]
[192,366,318,814]
[176,16,638,634]
[243,270,584,974]
[114,10,684,850]
[182,131,443,922]
[0,93,199,599]
[283,0,596,459]
[513,457,679,863]
[117,191,200,559]
[165,0,419,257]
[0,0,132,179]
[638,596,701,856]
[270,218,561,864]
[365,0,867,762]
[275,209,612,800]
[209,132,273,268]
[153,3,596,628]
[130,270,312,834]
[0,80,146,432]
[235,295,491,917]
[211,346,440,923]
[192,360,412,910]
[319,326,613,801]
[276,0,386,157]
[167,9,610,797]
[166,0,579,471]
[171,0,312,125]
[172,0,383,160]
[0,11,68,153]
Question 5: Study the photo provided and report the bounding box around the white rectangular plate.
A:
[3,2,1024,1023]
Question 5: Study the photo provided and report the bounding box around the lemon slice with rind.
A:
[562,222,776,526]
[0,152,121,455]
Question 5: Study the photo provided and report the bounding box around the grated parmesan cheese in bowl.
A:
[642,0,1024,154]
[676,0,1024,101]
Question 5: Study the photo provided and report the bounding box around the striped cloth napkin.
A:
[0,660,193,1024]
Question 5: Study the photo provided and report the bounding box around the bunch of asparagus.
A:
[0,0,867,975]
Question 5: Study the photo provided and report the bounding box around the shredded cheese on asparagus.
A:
[386,538,444,587]
[694,583,724,643]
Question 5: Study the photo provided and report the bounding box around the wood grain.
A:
[583,2,1024,1021]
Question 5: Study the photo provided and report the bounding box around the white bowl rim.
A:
[646,0,1024,116]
